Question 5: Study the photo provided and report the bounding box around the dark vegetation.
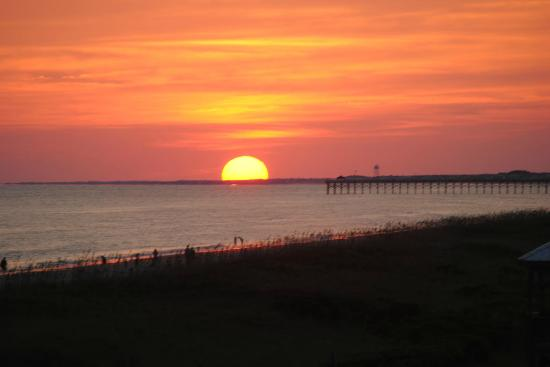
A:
[2,210,550,366]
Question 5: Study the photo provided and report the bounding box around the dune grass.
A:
[1,210,549,366]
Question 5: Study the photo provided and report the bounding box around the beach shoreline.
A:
[2,209,544,281]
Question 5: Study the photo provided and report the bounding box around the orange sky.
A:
[1,0,550,181]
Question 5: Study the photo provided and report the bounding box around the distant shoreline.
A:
[4,178,327,185]
[4,171,550,185]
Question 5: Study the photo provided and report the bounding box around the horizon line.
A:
[4,170,550,185]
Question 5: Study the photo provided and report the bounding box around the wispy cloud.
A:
[1,0,550,179]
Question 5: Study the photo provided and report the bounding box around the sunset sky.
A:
[1,0,550,181]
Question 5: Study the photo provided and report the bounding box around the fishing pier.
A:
[325,176,550,195]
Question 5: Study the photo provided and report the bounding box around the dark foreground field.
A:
[2,210,550,366]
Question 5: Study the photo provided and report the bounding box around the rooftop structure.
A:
[519,242,550,265]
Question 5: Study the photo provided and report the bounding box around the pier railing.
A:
[325,178,550,195]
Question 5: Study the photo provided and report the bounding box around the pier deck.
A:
[325,177,550,195]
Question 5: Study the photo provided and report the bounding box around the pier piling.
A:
[325,177,550,196]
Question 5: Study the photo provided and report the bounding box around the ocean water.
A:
[1,184,549,265]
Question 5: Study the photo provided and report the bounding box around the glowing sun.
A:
[221,156,269,181]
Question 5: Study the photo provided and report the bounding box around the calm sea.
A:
[1,184,549,266]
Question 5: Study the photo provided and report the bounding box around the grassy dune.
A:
[2,210,550,366]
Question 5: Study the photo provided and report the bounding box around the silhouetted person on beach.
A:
[0,257,7,272]
[184,245,195,264]
[134,253,140,265]
[152,249,159,265]
[100,256,107,265]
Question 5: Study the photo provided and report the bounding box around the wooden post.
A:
[539,271,545,311]
[521,182,524,194]
[527,268,535,367]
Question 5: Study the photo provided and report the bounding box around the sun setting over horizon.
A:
[221,156,269,181]
[3,2,550,365]
[1,0,550,181]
